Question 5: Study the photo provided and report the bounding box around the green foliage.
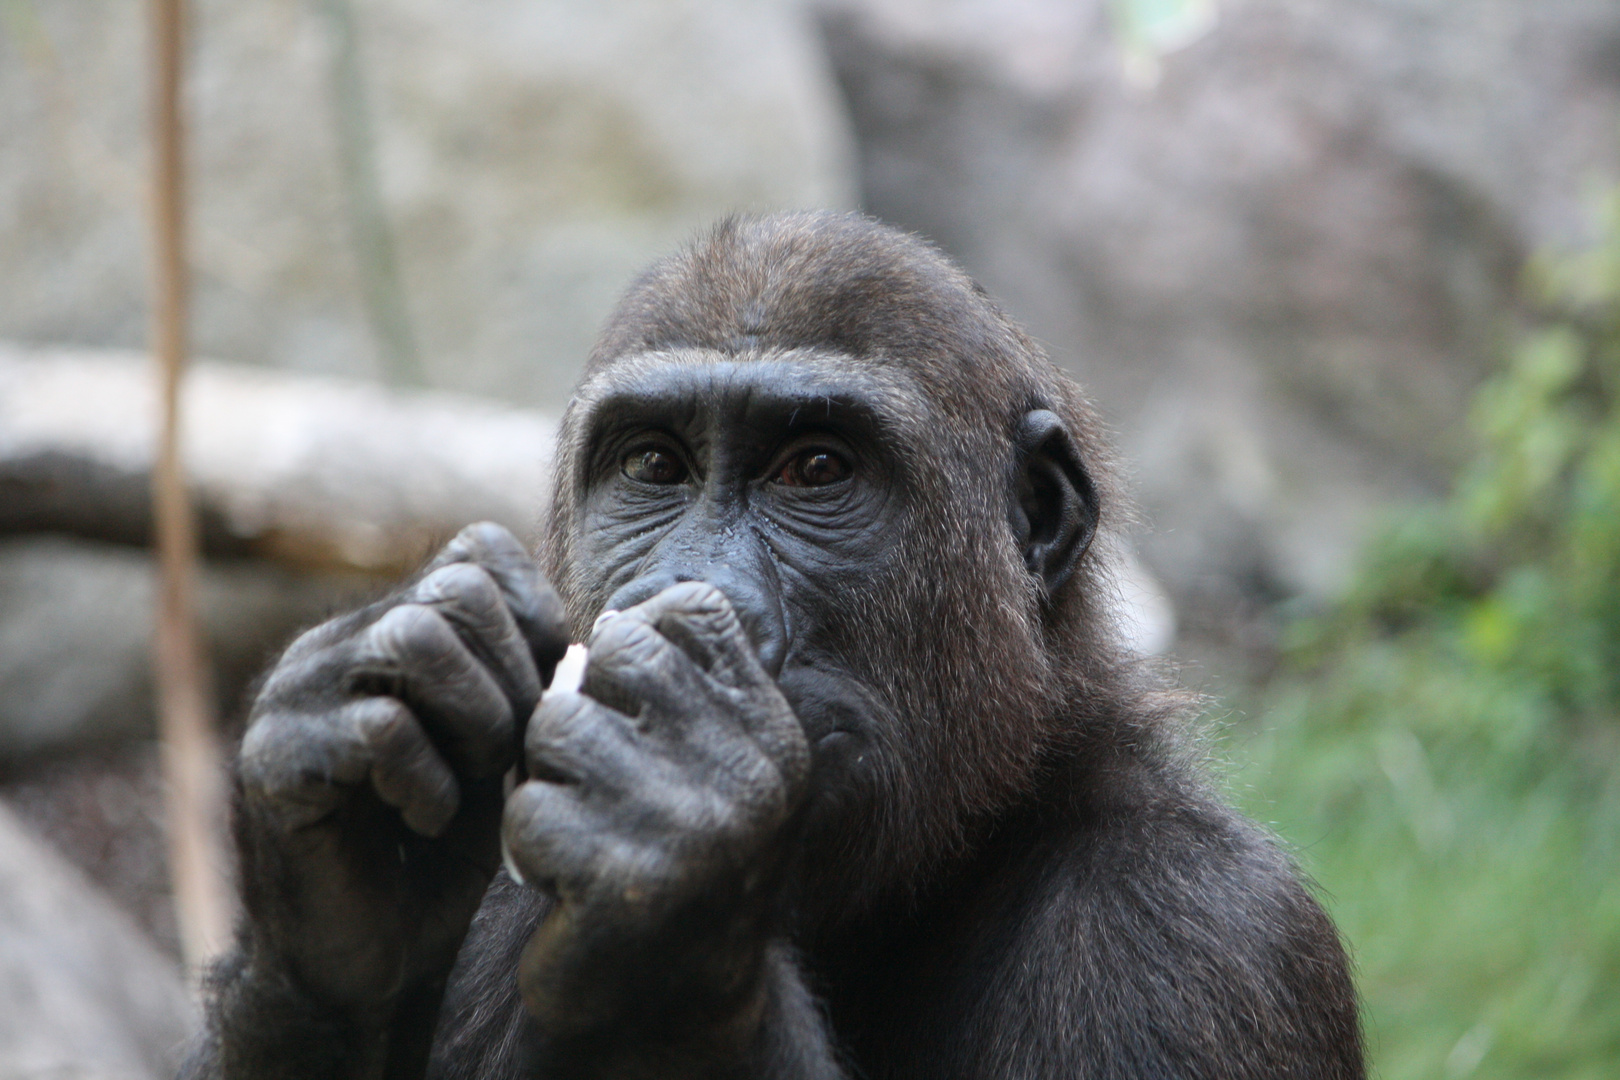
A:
[1234,195,1620,1079]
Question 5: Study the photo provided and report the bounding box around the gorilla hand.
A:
[502,582,811,1061]
[235,522,568,1018]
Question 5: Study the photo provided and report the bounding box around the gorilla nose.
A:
[603,569,787,679]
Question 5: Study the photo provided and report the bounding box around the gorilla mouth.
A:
[776,665,876,748]
[774,665,885,824]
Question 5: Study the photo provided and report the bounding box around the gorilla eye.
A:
[775,448,851,488]
[622,446,687,485]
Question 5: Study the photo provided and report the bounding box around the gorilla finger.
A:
[636,581,768,689]
[524,691,666,794]
[410,562,541,716]
[430,522,571,676]
[349,697,461,837]
[612,587,800,758]
[502,780,615,895]
[359,604,515,778]
[238,709,371,830]
[582,609,714,725]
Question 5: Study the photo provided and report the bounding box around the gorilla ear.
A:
[1010,410,1099,598]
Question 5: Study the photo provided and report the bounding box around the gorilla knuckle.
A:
[417,561,503,614]
[239,710,363,821]
[351,696,417,749]
[237,714,293,794]
[526,692,592,752]
[367,602,456,662]
[454,520,527,562]
[662,584,742,637]
[664,579,730,613]
[502,784,581,867]
[589,611,660,656]
[502,781,548,832]
[588,617,682,693]
[256,626,362,708]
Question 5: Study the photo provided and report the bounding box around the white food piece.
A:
[549,642,589,694]
[504,640,593,886]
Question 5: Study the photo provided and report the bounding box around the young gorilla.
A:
[185,212,1363,1079]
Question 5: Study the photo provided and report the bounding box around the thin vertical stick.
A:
[149,0,232,972]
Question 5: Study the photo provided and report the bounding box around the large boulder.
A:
[820,0,1620,643]
[0,0,855,406]
[0,799,196,1079]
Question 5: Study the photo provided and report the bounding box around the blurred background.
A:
[2,0,1618,1076]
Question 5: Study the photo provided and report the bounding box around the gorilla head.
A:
[541,212,1146,921]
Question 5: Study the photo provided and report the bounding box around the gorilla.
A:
[183,212,1362,1079]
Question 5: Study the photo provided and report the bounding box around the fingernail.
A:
[501,835,527,887]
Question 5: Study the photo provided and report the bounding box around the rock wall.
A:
[820,0,1620,650]
[0,799,195,1079]
[0,0,855,405]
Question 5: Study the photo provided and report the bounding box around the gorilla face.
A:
[570,353,909,683]
[557,353,915,895]
[544,338,1097,922]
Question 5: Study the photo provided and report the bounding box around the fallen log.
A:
[0,343,558,575]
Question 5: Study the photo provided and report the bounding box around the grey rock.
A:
[0,535,374,763]
[820,0,1620,627]
[0,799,196,1080]
[0,0,855,407]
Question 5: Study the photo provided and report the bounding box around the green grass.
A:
[1217,195,1620,1079]
[1230,675,1620,1079]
